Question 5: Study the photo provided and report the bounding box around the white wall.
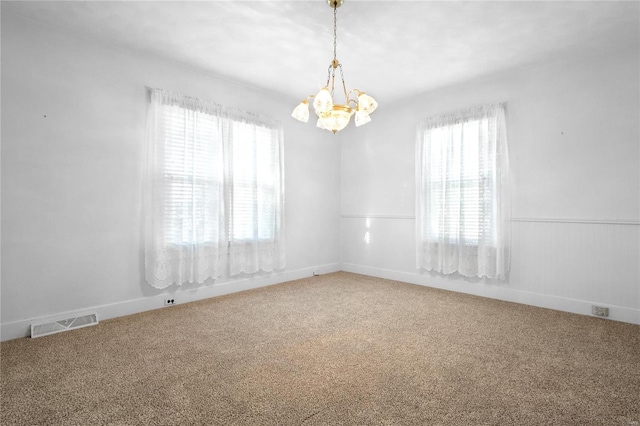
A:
[341,47,640,324]
[2,12,638,342]
[1,14,342,340]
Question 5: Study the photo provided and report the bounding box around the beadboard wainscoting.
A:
[341,215,640,324]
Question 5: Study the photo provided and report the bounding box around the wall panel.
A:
[342,216,640,322]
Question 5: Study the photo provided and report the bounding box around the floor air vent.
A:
[31,313,98,338]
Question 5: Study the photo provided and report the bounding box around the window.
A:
[226,119,285,277]
[423,118,486,245]
[228,120,280,242]
[416,103,510,279]
[145,89,285,289]
[162,103,223,246]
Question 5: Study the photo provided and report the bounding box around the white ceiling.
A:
[3,1,639,103]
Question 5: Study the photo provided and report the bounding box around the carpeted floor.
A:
[1,272,639,425]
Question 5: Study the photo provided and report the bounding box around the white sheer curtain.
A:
[227,115,286,276]
[416,103,510,279]
[145,89,226,288]
[145,89,285,288]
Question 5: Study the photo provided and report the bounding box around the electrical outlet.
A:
[592,305,609,317]
[164,298,175,306]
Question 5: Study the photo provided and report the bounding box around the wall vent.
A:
[31,313,98,338]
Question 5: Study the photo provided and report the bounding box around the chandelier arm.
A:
[347,88,363,99]
[346,88,360,109]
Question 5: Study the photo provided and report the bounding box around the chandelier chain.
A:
[331,66,336,98]
[333,5,337,62]
[339,64,348,99]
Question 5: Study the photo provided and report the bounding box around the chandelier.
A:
[291,0,377,134]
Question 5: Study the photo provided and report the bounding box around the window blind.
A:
[162,104,223,245]
[424,118,491,245]
[228,121,278,242]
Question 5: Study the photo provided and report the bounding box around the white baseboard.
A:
[4,261,636,342]
[341,263,640,325]
[0,263,341,342]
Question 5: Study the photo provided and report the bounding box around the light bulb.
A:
[355,110,371,127]
[357,92,377,115]
[291,101,310,122]
[313,88,333,115]
[316,117,328,130]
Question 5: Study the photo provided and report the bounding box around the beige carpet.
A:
[2,272,639,425]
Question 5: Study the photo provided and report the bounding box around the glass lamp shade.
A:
[291,100,310,122]
[313,87,333,115]
[357,92,378,115]
[354,110,371,127]
[318,105,353,133]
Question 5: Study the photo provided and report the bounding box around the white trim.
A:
[0,263,341,342]
[341,263,640,325]
[510,218,639,226]
[341,215,640,226]
[342,214,416,219]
